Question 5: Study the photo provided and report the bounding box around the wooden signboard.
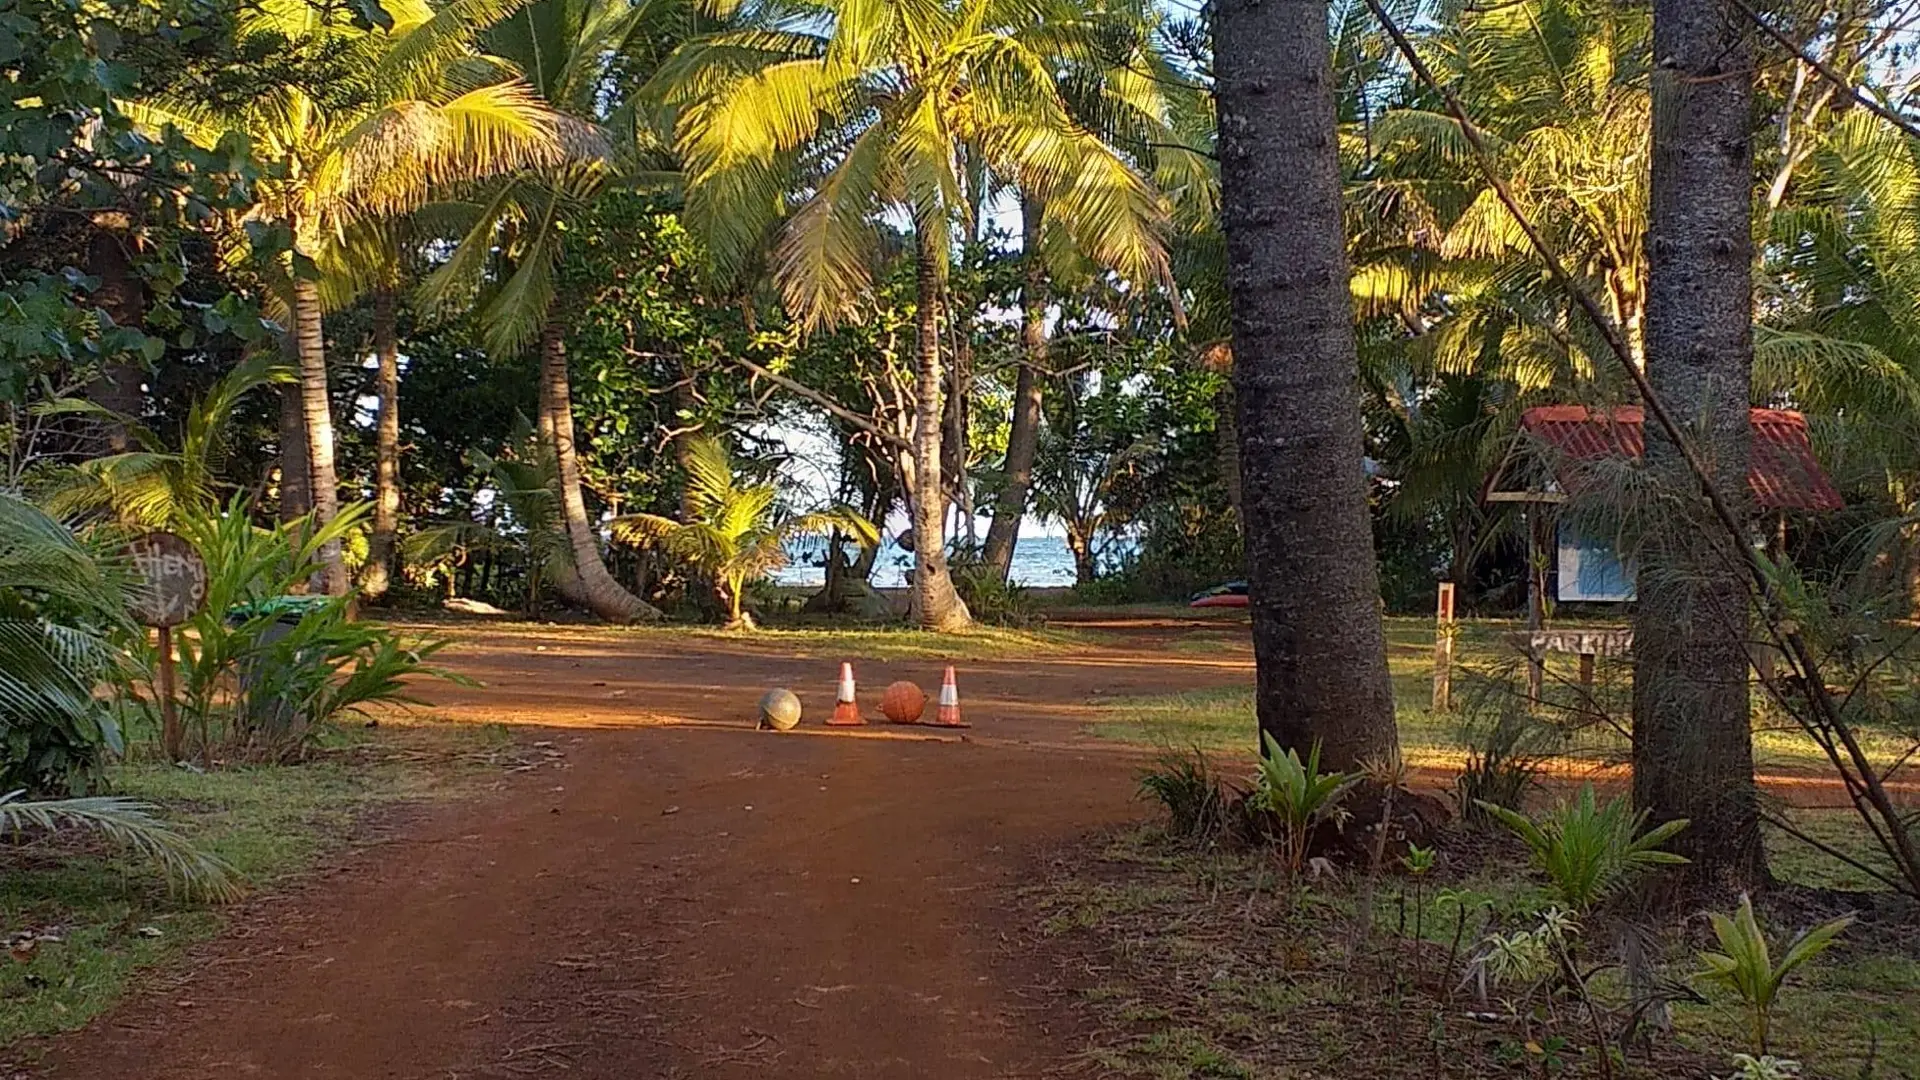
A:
[125,532,208,761]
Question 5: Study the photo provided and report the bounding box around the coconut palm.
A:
[659,0,1172,630]
[128,0,570,594]
[611,436,877,629]
[421,0,689,622]
[36,352,290,529]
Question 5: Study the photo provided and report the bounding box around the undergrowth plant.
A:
[1694,894,1852,1056]
[1479,784,1688,912]
[1138,747,1230,842]
[1253,734,1357,877]
[130,497,461,760]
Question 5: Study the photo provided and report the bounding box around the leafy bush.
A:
[1453,706,1558,826]
[1694,894,1852,1056]
[0,494,132,794]
[1478,784,1688,911]
[130,498,461,760]
[1253,734,1358,876]
[952,556,1038,627]
[1138,747,1231,842]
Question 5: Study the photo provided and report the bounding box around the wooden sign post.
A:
[1432,582,1456,713]
[126,533,208,762]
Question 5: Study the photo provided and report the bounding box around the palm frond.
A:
[0,790,242,901]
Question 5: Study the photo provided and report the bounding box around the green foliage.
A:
[1452,706,1555,826]
[1138,747,1230,842]
[611,436,876,628]
[137,498,459,757]
[1252,734,1357,876]
[1695,894,1853,1056]
[951,555,1038,627]
[0,494,131,795]
[0,789,238,901]
[1478,783,1688,911]
[407,415,569,612]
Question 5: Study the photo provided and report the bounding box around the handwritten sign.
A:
[126,532,208,628]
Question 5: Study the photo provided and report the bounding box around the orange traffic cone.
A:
[932,665,968,728]
[829,661,865,726]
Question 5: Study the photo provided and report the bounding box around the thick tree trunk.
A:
[538,317,663,622]
[1212,0,1398,769]
[291,276,349,596]
[982,198,1047,580]
[360,289,402,600]
[908,230,971,632]
[1632,0,1766,889]
[85,222,145,453]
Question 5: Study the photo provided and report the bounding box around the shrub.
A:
[1138,748,1230,841]
[952,557,1038,627]
[1478,783,1688,912]
[1252,734,1358,877]
[1453,706,1558,826]
[129,498,462,760]
[0,494,131,795]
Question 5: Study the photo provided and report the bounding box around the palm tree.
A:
[1209,0,1399,769]
[660,0,1171,630]
[130,0,569,595]
[422,0,685,622]
[611,436,877,629]
[38,352,289,529]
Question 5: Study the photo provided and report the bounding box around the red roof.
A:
[1517,406,1843,512]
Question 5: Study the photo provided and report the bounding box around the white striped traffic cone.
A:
[829,661,864,725]
[932,665,968,728]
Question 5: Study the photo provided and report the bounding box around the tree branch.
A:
[1728,0,1920,142]
[722,354,913,454]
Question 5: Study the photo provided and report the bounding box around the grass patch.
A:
[1032,825,1920,1080]
[0,719,510,1051]
[400,615,1092,662]
[1086,615,1914,775]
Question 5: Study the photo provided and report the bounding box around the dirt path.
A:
[32,618,1239,1079]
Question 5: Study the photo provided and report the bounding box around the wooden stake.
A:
[1432,582,1456,713]
[158,625,182,762]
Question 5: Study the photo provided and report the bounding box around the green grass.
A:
[403,615,1094,661]
[1087,615,1914,774]
[0,720,508,1050]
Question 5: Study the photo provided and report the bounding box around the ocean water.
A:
[773,534,1081,588]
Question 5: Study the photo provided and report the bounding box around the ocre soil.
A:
[25,615,1238,1079]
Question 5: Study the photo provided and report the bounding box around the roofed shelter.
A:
[1480,405,1843,703]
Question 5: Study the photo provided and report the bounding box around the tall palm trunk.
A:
[538,316,662,622]
[982,197,1047,580]
[360,289,402,600]
[277,375,310,524]
[1212,0,1398,769]
[1631,0,1765,889]
[908,227,971,632]
[85,220,145,454]
[291,275,349,596]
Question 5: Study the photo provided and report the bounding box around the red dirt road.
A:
[32,618,1241,1079]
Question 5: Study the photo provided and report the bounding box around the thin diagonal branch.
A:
[1727,0,1920,143]
[723,354,913,453]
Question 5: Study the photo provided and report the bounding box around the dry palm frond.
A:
[0,791,242,902]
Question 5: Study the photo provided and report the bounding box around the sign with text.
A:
[126,532,208,628]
